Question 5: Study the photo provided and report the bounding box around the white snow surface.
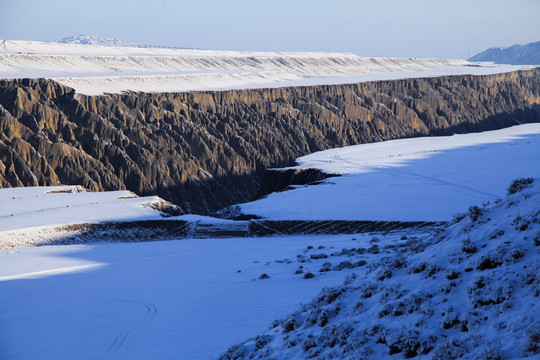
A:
[0,185,166,231]
[0,40,531,95]
[0,185,393,359]
[238,124,540,221]
[1,180,538,359]
[0,230,399,359]
[0,185,193,248]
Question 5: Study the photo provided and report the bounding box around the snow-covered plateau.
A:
[0,39,532,95]
[1,125,539,359]
[0,185,187,249]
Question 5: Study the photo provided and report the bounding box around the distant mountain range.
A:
[55,34,186,49]
[469,40,540,65]
[57,35,540,66]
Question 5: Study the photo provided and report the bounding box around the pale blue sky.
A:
[1,0,539,58]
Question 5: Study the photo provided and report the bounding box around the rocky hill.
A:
[469,40,540,65]
[1,69,540,213]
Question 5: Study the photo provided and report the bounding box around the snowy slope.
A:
[236,124,540,221]
[469,40,540,65]
[220,178,540,360]
[0,39,531,95]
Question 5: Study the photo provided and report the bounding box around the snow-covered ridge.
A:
[0,39,362,57]
[0,40,531,95]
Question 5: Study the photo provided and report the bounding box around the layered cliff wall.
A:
[1,69,539,213]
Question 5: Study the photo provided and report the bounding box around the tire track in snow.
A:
[93,300,157,359]
[328,150,499,199]
[377,166,499,199]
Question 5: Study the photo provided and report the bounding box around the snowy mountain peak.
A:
[469,40,540,65]
[55,34,139,47]
[54,34,186,49]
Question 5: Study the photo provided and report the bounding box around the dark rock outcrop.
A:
[254,168,339,200]
[1,69,540,213]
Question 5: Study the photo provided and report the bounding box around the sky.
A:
[1,0,539,59]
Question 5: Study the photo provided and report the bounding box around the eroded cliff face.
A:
[1,69,539,213]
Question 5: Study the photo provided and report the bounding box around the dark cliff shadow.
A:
[430,107,540,136]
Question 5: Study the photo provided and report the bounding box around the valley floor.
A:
[0,231,419,359]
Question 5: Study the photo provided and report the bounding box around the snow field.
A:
[238,124,540,221]
[0,231,416,359]
[0,185,168,231]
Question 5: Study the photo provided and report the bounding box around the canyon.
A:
[1,69,539,213]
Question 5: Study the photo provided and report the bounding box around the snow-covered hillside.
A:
[220,178,540,360]
[469,40,540,65]
[235,124,540,221]
[0,39,530,95]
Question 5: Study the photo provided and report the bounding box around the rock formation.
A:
[1,69,539,213]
